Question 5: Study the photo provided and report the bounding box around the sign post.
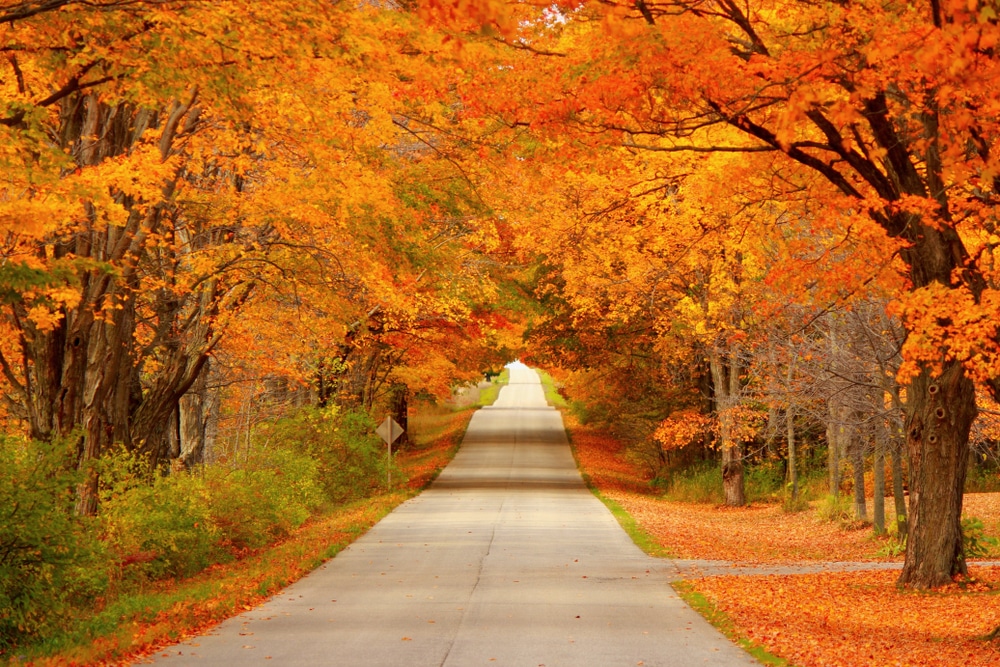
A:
[376,415,404,488]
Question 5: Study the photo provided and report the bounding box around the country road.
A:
[142,362,757,666]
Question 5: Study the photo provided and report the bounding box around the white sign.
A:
[376,416,404,445]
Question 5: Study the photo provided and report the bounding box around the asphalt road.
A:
[143,362,757,666]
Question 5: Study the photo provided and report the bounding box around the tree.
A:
[0,0,520,513]
[424,0,1000,588]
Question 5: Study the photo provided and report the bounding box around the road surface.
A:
[144,362,757,666]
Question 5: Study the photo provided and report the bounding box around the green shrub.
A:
[875,533,907,558]
[259,406,391,503]
[664,462,723,504]
[0,436,100,648]
[745,461,784,503]
[100,441,329,579]
[965,464,1000,493]
[205,447,324,552]
[962,516,999,559]
[816,493,854,525]
[100,453,216,582]
[781,489,811,513]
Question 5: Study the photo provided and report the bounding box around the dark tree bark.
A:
[899,363,976,585]
[851,435,867,522]
[388,383,410,449]
[891,441,908,536]
[710,345,745,506]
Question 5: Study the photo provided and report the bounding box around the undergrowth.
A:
[2,397,480,664]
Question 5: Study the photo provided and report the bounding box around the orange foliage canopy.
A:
[420,0,1000,587]
[0,1,525,488]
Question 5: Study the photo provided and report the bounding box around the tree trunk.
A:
[891,439,908,536]
[389,383,410,449]
[873,435,885,534]
[827,415,841,495]
[787,406,797,500]
[179,361,211,467]
[851,435,867,521]
[898,362,976,588]
[826,330,843,496]
[710,345,744,506]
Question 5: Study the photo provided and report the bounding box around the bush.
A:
[816,493,854,525]
[962,516,1000,559]
[258,406,392,503]
[782,490,811,513]
[99,452,217,582]
[965,464,1000,493]
[664,462,723,504]
[745,460,784,503]
[205,447,325,553]
[0,436,100,649]
[100,442,329,579]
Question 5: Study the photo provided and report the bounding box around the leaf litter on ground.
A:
[569,417,1000,666]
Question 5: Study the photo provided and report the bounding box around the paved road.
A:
[144,362,757,666]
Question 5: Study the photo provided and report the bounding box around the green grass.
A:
[476,368,509,407]
[673,581,793,667]
[536,369,567,408]
[664,461,724,504]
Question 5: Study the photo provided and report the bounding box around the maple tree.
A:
[0,0,519,519]
[417,0,1000,588]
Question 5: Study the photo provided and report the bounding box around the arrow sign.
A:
[376,416,404,446]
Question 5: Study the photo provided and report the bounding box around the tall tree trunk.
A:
[873,435,885,534]
[899,362,976,587]
[891,439,908,536]
[827,417,841,495]
[710,344,744,506]
[851,435,867,521]
[826,330,843,496]
[787,406,797,500]
[179,361,211,467]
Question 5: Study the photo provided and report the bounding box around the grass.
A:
[664,461,724,504]
[673,581,791,667]
[536,368,567,408]
[475,368,509,407]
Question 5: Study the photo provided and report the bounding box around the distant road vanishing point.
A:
[141,361,758,666]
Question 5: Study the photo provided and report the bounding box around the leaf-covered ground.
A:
[570,418,1000,666]
[608,492,888,563]
[693,569,1000,667]
[572,420,900,562]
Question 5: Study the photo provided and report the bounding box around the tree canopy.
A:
[3,0,1000,590]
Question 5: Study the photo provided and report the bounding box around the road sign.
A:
[377,416,405,489]
[376,416,404,446]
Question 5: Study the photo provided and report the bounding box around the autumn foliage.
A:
[7,0,1000,656]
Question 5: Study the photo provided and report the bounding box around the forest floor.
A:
[569,418,1000,667]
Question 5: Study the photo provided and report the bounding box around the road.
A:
[144,362,757,666]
